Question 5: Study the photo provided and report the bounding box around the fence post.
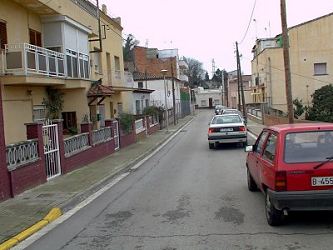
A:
[25,122,47,181]
[81,123,93,146]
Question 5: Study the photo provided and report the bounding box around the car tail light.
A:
[275,171,287,191]
[208,128,213,134]
[239,126,246,131]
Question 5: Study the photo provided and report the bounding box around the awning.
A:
[87,84,114,105]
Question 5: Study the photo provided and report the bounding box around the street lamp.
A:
[161,69,169,132]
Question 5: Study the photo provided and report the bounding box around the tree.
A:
[123,34,139,62]
[205,72,210,81]
[212,68,222,84]
[43,87,64,120]
[308,84,333,122]
[184,57,205,88]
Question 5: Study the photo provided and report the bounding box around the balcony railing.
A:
[5,43,66,77]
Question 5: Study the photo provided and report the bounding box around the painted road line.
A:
[131,119,194,170]
[13,172,130,250]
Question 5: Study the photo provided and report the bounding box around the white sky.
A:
[101,0,333,75]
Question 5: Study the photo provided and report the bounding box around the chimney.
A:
[102,4,107,14]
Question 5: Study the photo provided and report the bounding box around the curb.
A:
[3,116,194,249]
[0,208,62,250]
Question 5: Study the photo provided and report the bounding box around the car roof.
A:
[267,123,333,133]
[214,114,241,117]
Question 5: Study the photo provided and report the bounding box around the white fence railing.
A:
[148,116,158,128]
[135,119,146,134]
[5,43,66,77]
[6,139,39,171]
[92,127,112,145]
[64,133,90,157]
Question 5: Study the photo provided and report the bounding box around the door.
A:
[209,98,213,108]
[43,121,61,180]
[113,120,120,150]
[247,130,269,185]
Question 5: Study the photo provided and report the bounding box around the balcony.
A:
[1,43,90,86]
[5,43,65,78]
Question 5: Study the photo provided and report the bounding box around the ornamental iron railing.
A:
[6,139,39,171]
[64,133,90,157]
[92,127,112,145]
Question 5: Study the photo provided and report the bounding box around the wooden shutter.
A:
[29,29,42,47]
[0,21,7,49]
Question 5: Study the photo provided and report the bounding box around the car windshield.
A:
[284,130,333,163]
[211,115,241,124]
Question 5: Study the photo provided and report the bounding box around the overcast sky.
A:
[101,0,333,76]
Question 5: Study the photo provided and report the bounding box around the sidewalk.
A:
[247,117,266,137]
[0,115,194,246]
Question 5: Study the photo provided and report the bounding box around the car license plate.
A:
[220,128,233,132]
[311,176,333,186]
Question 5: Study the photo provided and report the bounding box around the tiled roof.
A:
[87,84,114,97]
[132,71,163,81]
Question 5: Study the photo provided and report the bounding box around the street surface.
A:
[22,110,333,249]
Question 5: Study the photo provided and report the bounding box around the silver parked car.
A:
[208,114,247,149]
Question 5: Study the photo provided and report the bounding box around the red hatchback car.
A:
[246,123,333,226]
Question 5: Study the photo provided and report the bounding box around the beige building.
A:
[0,0,127,144]
[251,12,333,113]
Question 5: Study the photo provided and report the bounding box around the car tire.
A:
[265,192,284,226]
[247,168,257,192]
[209,143,214,149]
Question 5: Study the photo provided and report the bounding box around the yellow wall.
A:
[0,0,42,44]
[2,85,47,144]
[252,14,333,113]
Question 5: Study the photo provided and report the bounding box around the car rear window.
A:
[284,131,333,163]
[211,115,241,124]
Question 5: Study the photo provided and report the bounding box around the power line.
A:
[243,55,333,85]
[239,0,257,45]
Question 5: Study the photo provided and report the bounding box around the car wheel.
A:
[265,192,284,226]
[247,168,257,192]
[209,143,214,149]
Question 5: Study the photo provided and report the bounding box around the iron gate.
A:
[113,120,120,150]
[43,121,61,179]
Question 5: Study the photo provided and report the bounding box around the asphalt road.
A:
[21,110,333,250]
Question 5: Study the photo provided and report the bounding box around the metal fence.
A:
[92,127,112,145]
[6,139,39,171]
[135,119,145,134]
[64,133,90,157]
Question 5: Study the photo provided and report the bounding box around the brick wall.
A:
[10,160,45,196]
[63,139,115,173]
[133,47,177,77]
[120,130,136,148]
[264,114,315,126]
[148,124,160,135]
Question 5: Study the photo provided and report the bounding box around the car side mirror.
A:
[245,145,254,152]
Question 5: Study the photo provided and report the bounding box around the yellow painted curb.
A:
[0,207,62,249]
[0,239,18,250]
[44,208,62,222]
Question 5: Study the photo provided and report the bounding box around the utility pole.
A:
[280,0,294,123]
[171,62,177,125]
[236,42,247,120]
[221,70,224,105]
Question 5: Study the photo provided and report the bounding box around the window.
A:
[138,82,143,89]
[32,105,46,122]
[0,21,7,49]
[114,56,121,79]
[263,133,277,162]
[255,131,268,154]
[314,63,327,75]
[145,99,149,108]
[136,100,141,114]
[62,112,77,132]
[29,29,42,47]
[94,50,102,73]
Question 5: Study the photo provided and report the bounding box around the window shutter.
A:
[29,29,35,45]
[36,32,42,47]
[0,21,7,49]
